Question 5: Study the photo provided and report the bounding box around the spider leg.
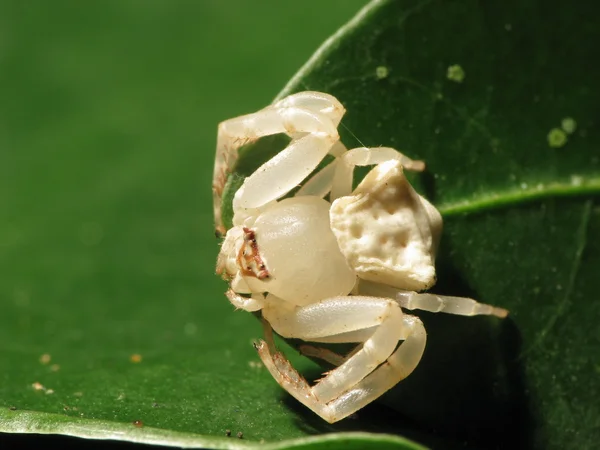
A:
[331,146,425,200]
[297,344,348,366]
[256,296,426,423]
[274,91,345,126]
[358,280,509,318]
[225,289,265,312]
[232,131,337,213]
[214,94,345,231]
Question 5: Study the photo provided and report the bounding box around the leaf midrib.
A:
[438,176,600,216]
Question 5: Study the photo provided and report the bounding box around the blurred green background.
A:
[0,0,371,446]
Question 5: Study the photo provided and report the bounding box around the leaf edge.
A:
[0,408,427,450]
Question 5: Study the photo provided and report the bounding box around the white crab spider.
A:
[213,91,508,423]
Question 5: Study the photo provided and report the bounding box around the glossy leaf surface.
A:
[2,0,599,449]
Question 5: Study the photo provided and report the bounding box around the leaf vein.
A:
[438,177,600,216]
[521,199,592,355]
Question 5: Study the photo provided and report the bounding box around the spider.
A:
[213,91,508,423]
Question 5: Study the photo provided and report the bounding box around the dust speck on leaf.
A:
[50,364,60,372]
[561,117,577,134]
[130,353,142,363]
[237,431,244,439]
[447,64,465,83]
[547,128,568,148]
[39,354,51,364]
[375,66,389,79]
[133,420,144,428]
[248,360,263,369]
[31,382,45,391]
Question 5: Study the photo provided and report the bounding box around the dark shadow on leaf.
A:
[418,169,438,205]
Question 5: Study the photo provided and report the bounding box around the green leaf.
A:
[2,0,598,450]
[0,0,421,449]
[223,0,600,449]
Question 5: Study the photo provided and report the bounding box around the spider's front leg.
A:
[330,146,426,200]
[225,289,265,313]
[213,92,345,232]
[256,296,426,423]
[295,146,428,201]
